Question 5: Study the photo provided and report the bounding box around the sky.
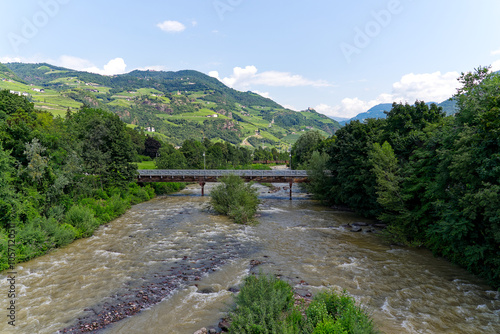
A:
[1,0,500,119]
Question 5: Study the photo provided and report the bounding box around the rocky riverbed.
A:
[60,238,244,333]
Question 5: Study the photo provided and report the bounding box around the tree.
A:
[303,150,331,201]
[291,130,324,169]
[180,139,205,168]
[155,144,186,169]
[143,135,161,159]
[67,107,137,188]
[0,142,17,229]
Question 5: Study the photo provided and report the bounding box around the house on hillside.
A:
[32,88,45,93]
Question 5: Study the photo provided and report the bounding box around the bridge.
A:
[137,169,310,199]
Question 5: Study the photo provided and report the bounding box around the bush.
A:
[229,274,295,333]
[209,174,260,224]
[307,290,379,334]
[64,205,99,238]
[227,275,379,334]
[53,223,76,247]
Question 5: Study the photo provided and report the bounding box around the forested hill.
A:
[1,62,340,146]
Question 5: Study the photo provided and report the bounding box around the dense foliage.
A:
[0,91,183,270]
[228,274,378,334]
[303,68,500,288]
[155,138,284,170]
[209,174,260,224]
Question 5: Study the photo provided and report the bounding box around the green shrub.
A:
[313,319,348,334]
[229,274,294,333]
[227,277,379,334]
[210,174,260,224]
[310,290,379,334]
[53,223,76,247]
[15,219,52,261]
[64,205,99,238]
[306,300,331,329]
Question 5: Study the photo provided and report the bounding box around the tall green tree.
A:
[291,130,324,169]
[156,144,187,169]
[67,107,137,188]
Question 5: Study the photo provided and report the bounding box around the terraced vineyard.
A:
[0,62,340,146]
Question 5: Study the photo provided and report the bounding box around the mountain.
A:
[340,99,458,126]
[328,116,351,122]
[339,103,393,126]
[0,62,340,146]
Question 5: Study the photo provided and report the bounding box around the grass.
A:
[137,161,157,170]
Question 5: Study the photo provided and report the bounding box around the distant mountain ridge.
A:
[1,62,340,146]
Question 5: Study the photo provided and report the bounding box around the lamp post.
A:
[201,151,206,196]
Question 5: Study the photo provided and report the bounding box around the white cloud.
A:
[390,71,460,103]
[157,20,186,33]
[134,65,168,71]
[51,55,127,75]
[208,70,220,80]
[214,65,332,90]
[491,49,500,55]
[57,55,94,70]
[491,59,500,72]
[0,56,23,63]
[191,20,198,27]
[252,90,271,99]
[283,104,299,111]
[315,103,341,117]
[316,71,461,119]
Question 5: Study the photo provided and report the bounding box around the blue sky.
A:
[1,0,500,118]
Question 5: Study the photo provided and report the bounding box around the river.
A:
[1,183,499,333]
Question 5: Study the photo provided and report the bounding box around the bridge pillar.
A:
[199,182,206,196]
[289,181,293,200]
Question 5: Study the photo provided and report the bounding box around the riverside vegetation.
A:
[226,274,378,334]
[0,91,185,270]
[294,67,500,289]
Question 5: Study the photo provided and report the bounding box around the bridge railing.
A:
[138,169,309,177]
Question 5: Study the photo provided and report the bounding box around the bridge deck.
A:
[137,169,310,183]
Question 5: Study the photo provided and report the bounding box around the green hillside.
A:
[2,62,340,146]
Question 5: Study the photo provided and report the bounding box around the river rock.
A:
[350,226,362,232]
[250,259,262,267]
[352,222,368,227]
[194,327,208,334]
[227,286,240,293]
[198,287,215,294]
[208,329,217,334]
[340,224,351,229]
[218,318,230,332]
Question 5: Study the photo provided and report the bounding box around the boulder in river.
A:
[350,226,362,232]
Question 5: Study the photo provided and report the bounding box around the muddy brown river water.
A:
[1,183,499,333]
